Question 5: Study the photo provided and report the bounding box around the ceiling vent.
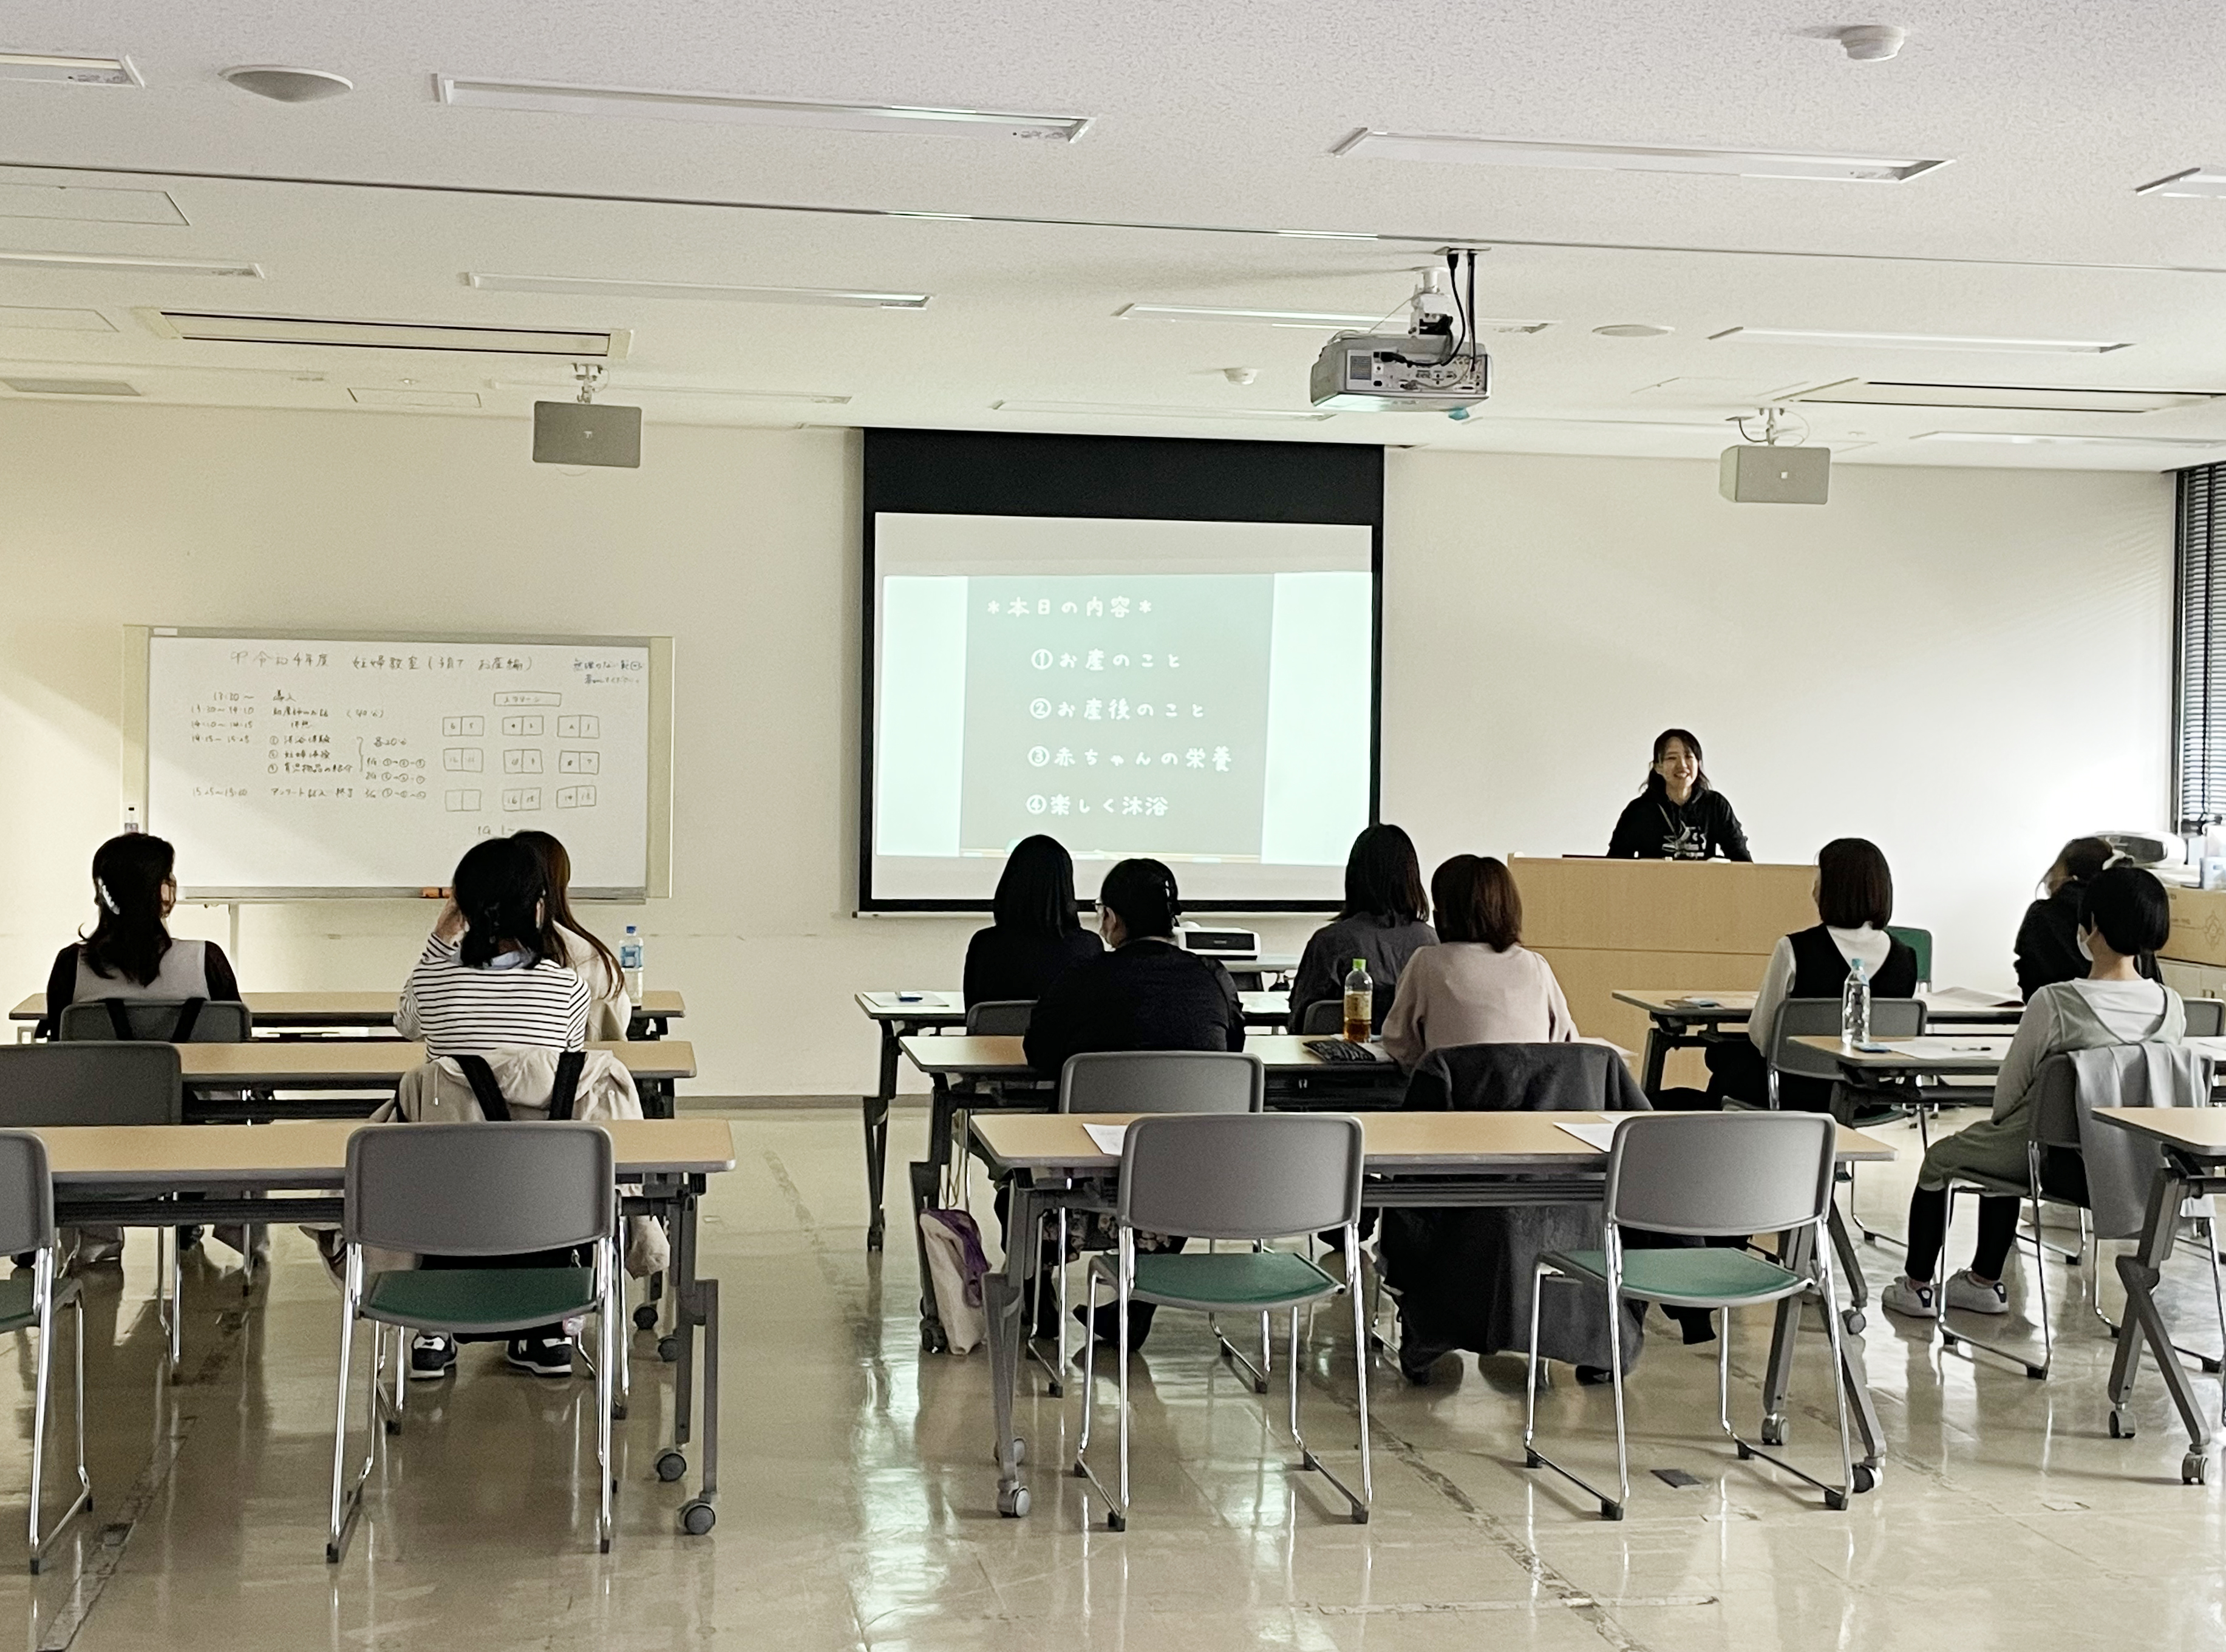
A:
[136,310,631,358]
[2,375,139,395]
[1788,378,2218,414]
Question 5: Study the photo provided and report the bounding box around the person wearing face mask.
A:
[37,834,241,1040]
[1882,865,2183,1321]
[1605,728,1752,862]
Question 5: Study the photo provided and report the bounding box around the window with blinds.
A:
[2179,464,2226,827]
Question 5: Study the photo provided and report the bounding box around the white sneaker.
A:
[1881,1276,1938,1319]
[1944,1270,2009,1315]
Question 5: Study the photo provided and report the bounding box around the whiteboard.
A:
[131,630,672,899]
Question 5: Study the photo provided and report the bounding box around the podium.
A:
[1510,857,1817,1080]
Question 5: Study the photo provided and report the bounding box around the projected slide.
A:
[871,512,1375,905]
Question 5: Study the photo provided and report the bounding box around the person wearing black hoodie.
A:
[1605,728,1752,862]
[2014,835,2157,998]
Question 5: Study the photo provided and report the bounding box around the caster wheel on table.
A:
[997,1486,1031,1518]
[867,1219,885,1254]
[1600,1501,1624,1521]
[1761,1414,1787,1448]
[2185,1453,2210,1486]
[655,1449,688,1483]
[680,1500,716,1535]
[1842,1308,1867,1337]
[633,1303,659,1331]
[2109,1411,2134,1440]
[1107,1511,1126,1532]
[920,1321,948,1355]
[1853,1464,1877,1494]
[658,1335,681,1364]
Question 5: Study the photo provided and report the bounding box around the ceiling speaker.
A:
[533,401,641,468]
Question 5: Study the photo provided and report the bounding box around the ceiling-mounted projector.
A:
[1311,253,1490,413]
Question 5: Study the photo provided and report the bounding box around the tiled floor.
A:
[0,1107,2221,1650]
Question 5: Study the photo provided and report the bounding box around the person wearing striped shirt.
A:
[395,835,591,1382]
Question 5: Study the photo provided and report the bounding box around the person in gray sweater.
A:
[1288,824,1437,1033]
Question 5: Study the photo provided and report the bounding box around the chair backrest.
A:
[2186,998,2226,1039]
[0,1044,182,1126]
[345,1121,614,1255]
[2028,1052,2085,1152]
[0,1133,56,1257]
[1768,997,1925,1080]
[1298,999,1344,1036]
[965,999,1034,1036]
[1885,925,1933,985]
[56,998,251,1043]
[1604,1112,1836,1238]
[1058,1049,1264,1114]
[1119,1112,1363,1239]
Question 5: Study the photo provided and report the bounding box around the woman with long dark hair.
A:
[514,830,630,1039]
[2014,835,2156,998]
[962,834,1103,1006]
[37,833,240,1039]
[1605,728,1752,861]
[1288,824,1436,1033]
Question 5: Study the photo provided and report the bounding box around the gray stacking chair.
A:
[56,998,252,1043]
[0,1046,188,1375]
[2185,999,2226,1039]
[964,1000,1035,1036]
[0,1133,90,1573]
[1525,1112,1857,1520]
[1764,996,1925,1112]
[327,1122,619,1562]
[1298,1000,1344,1036]
[1032,1052,1264,1393]
[1075,1111,1369,1531]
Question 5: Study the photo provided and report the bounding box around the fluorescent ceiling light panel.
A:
[0,251,259,277]
[1714,326,2128,353]
[467,272,927,308]
[141,311,630,358]
[1333,130,1949,183]
[0,185,183,225]
[2136,168,2226,198]
[1913,430,2226,449]
[437,75,1089,141]
[993,399,1333,421]
[1791,379,2213,413]
[495,378,849,403]
[0,305,113,331]
[0,52,139,86]
[2,375,137,395]
[350,387,483,408]
[1117,303,1552,333]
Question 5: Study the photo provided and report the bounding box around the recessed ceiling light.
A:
[494,379,849,404]
[435,75,1091,142]
[1332,130,1950,183]
[1595,323,1673,338]
[138,311,630,358]
[0,52,138,86]
[2136,168,2226,199]
[0,305,114,331]
[0,184,182,225]
[1912,430,2226,448]
[349,387,482,408]
[220,66,353,103]
[467,272,928,308]
[0,251,260,277]
[1712,327,2130,354]
[2,375,137,395]
[1118,303,1552,333]
[1791,379,2213,413]
[992,399,1334,421]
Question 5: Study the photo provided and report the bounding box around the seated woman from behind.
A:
[964,834,1103,1008]
[1288,823,1437,1034]
[514,829,631,1040]
[1882,865,2182,1321]
[1380,855,1578,1069]
[39,832,240,1039]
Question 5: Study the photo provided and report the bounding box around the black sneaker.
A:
[505,1335,573,1378]
[409,1334,457,1381]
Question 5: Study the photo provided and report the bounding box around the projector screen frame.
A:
[123,625,675,901]
[857,428,1384,914]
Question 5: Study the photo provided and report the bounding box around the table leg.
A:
[911,1078,959,1351]
[671,1182,698,1449]
[1640,1022,1672,1100]
[990,1181,1034,1517]
[639,1076,674,1121]
[864,1021,904,1252]
[2109,1161,2214,1476]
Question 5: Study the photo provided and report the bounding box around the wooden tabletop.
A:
[1615,988,2023,1022]
[1788,1034,2015,1073]
[859,989,1293,1022]
[973,1110,1895,1173]
[173,1039,696,1086]
[901,1033,1394,1079]
[2092,1107,2226,1158]
[22,1117,736,1186]
[12,989,686,1026]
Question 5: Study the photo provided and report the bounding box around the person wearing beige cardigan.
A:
[1380,855,1581,1070]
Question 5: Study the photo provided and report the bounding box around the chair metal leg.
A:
[326,1255,375,1563]
[167,1226,183,1378]
[1520,1253,1629,1519]
[1211,1245,1273,1393]
[1724,1223,1861,1508]
[596,1243,615,1553]
[1076,1270,1100,1471]
[1115,1247,1132,1520]
[1293,1226,1371,1523]
[26,1254,91,1576]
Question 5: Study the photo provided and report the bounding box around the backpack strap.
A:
[452,1053,511,1121]
[548,1049,587,1121]
[171,997,205,1042]
[102,999,133,1041]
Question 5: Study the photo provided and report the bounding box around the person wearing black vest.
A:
[1703,838,1918,1111]
[2013,835,2159,999]
[963,834,1103,1007]
[1605,728,1752,862]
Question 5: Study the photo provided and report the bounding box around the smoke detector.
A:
[219,66,354,103]
[1834,24,1907,61]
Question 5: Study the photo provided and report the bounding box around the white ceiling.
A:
[5,1,2226,466]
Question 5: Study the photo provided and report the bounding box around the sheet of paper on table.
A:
[1923,986,2021,1010]
[1555,1120,1619,1151]
[1082,1123,1128,1155]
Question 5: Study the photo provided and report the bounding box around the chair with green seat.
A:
[1524,1112,1856,1520]
[1075,1110,1370,1531]
[1886,926,1933,988]
[326,1121,619,1562]
[0,1132,91,1573]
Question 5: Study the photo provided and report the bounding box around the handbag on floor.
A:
[919,1208,991,1354]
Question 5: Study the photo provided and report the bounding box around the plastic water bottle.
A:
[619,925,645,1005]
[1343,957,1373,1042]
[1840,956,1871,1049]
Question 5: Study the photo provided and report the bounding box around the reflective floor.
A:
[0,1107,2219,1650]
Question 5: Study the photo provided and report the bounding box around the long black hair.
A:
[450,837,550,967]
[1340,824,1427,922]
[81,833,175,985]
[1639,727,1712,797]
[513,829,621,981]
[993,835,1082,936]
[1099,857,1179,940]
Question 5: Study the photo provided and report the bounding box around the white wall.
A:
[0,406,2173,1096]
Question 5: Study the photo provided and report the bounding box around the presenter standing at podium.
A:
[1605,729,1752,862]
